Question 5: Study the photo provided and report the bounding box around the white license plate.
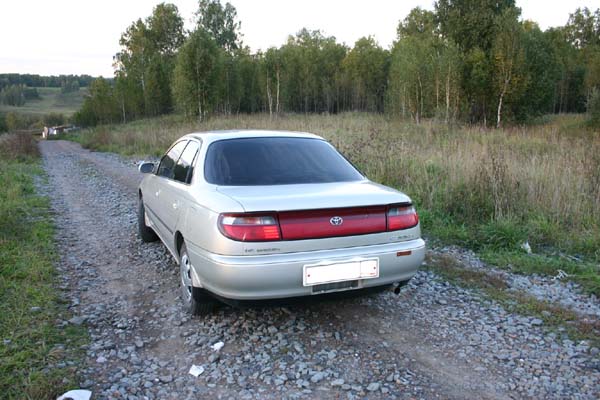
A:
[303,258,379,286]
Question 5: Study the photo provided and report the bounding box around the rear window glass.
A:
[204,137,363,186]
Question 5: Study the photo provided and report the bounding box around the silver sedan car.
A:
[138,130,425,315]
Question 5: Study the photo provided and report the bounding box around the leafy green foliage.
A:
[75,1,600,127]
[73,78,119,126]
[43,113,65,127]
[388,8,461,122]
[1,84,26,106]
[172,28,223,120]
[343,37,388,112]
[111,3,185,122]
[196,0,242,53]
[0,74,94,89]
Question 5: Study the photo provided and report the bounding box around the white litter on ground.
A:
[521,241,532,254]
[211,341,224,351]
[189,364,205,377]
[57,389,92,400]
[552,269,569,281]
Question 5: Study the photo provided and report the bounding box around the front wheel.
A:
[138,199,158,243]
[179,243,216,316]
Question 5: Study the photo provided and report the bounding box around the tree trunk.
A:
[417,75,423,122]
[198,97,202,122]
[276,68,280,115]
[496,77,510,129]
[436,77,440,111]
[121,96,126,123]
[266,70,273,118]
[496,91,504,129]
[415,83,420,124]
[402,84,406,118]
[483,100,487,127]
[445,67,451,124]
[195,61,203,122]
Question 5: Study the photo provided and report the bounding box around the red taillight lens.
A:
[218,214,282,242]
[387,205,418,231]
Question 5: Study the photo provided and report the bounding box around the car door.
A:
[160,140,201,237]
[149,140,188,241]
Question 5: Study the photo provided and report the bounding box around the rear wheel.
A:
[138,198,158,242]
[179,242,216,316]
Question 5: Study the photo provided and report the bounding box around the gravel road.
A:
[38,140,599,399]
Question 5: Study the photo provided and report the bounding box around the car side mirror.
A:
[139,162,155,174]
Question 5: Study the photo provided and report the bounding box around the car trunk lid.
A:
[216,181,410,212]
[216,181,414,241]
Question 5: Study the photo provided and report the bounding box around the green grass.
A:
[0,87,86,116]
[0,135,87,399]
[65,112,600,294]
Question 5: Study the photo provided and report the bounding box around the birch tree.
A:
[492,9,525,128]
[172,29,223,121]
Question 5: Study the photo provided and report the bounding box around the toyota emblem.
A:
[330,216,343,226]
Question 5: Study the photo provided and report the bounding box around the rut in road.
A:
[39,140,598,400]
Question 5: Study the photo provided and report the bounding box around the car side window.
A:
[173,141,200,184]
[157,141,188,179]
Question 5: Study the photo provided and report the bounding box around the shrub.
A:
[0,134,39,161]
[43,113,65,127]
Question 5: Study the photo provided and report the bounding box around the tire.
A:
[138,199,158,243]
[179,243,216,316]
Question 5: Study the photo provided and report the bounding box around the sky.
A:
[0,0,597,77]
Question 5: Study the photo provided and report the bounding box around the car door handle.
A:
[155,189,161,197]
[172,202,179,210]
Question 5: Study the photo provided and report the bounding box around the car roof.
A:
[181,130,324,144]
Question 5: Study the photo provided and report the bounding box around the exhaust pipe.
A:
[392,282,402,295]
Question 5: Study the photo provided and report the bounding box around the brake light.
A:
[218,214,282,242]
[387,205,418,231]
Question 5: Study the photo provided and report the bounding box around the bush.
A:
[0,134,40,161]
[43,113,65,127]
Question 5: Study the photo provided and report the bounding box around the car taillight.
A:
[387,205,418,231]
[218,214,282,242]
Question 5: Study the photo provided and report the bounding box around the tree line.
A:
[74,0,600,128]
[0,74,94,91]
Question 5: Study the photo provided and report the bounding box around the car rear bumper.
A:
[186,238,425,300]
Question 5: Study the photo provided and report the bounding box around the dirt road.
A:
[39,140,599,399]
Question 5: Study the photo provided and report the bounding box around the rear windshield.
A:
[204,137,363,185]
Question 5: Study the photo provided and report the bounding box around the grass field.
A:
[0,87,86,116]
[66,112,600,295]
[0,134,86,399]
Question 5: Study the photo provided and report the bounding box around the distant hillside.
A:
[0,87,86,116]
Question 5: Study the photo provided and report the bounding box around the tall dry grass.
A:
[0,133,40,160]
[72,113,600,259]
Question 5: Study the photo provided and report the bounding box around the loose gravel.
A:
[38,140,599,399]
[432,245,600,319]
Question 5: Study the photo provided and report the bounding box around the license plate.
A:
[303,258,379,286]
